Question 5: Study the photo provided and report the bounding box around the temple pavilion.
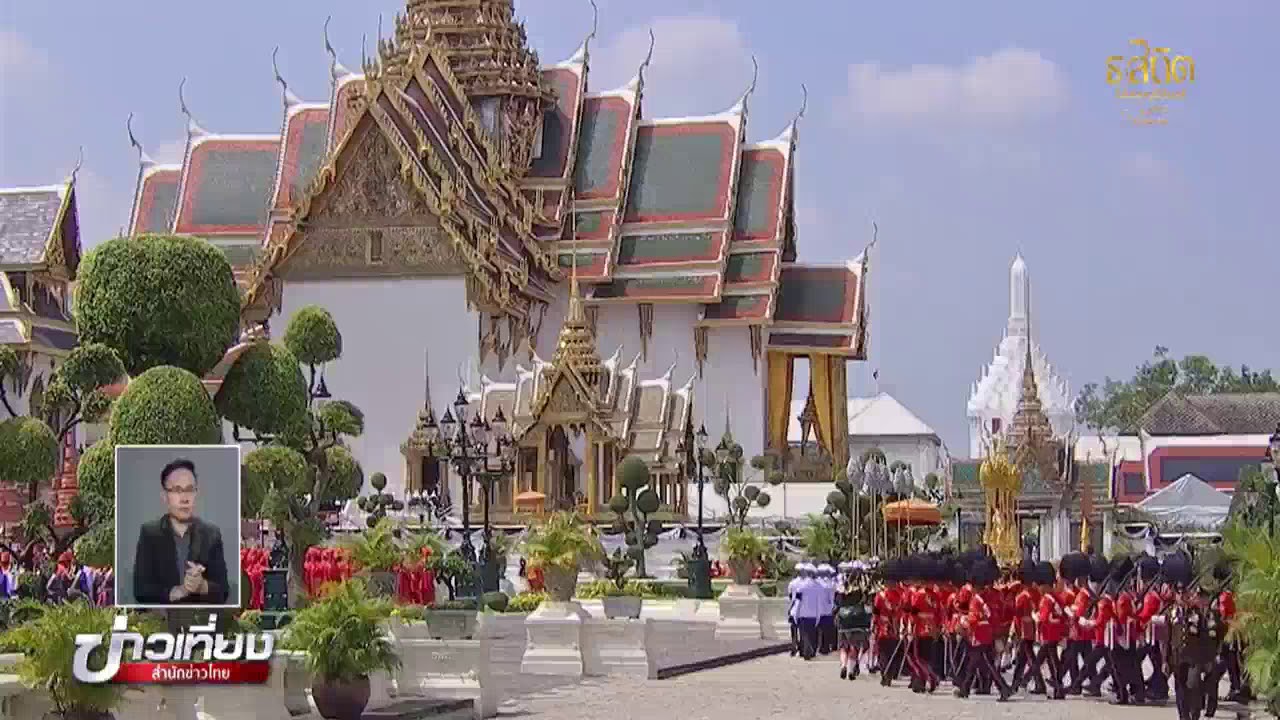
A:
[123,0,871,522]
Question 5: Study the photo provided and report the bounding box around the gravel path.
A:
[496,653,1230,720]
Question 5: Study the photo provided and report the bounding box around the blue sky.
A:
[2,0,1275,454]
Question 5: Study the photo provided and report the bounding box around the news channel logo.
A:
[1107,38,1195,126]
[73,613,274,684]
[114,445,242,609]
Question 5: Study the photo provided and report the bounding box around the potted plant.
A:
[723,527,769,587]
[421,597,480,639]
[600,547,642,619]
[521,512,604,603]
[341,518,402,597]
[2,601,160,719]
[282,580,400,720]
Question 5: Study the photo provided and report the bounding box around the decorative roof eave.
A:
[39,178,79,279]
[520,40,590,195]
[268,101,330,216]
[127,165,182,236]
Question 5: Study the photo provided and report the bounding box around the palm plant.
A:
[341,517,403,572]
[1224,521,1280,712]
[282,580,400,684]
[2,602,161,719]
[521,512,604,601]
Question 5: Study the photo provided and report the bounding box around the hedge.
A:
[111,366,221,446]
[215,343,308,434]
[74,234,240,377]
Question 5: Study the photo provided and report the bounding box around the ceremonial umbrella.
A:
[881,498,942,526]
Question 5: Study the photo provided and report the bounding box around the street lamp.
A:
[422,388,516,596]
[679,416,712,599]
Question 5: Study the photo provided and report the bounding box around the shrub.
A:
[74,524,114,569]
[74,234,240,377]
[481,591,509,612]
[506,592,546,613]
[242,445,309,518]
[111,366,220,445]
[74,439,115,509]
[281,580,400,683]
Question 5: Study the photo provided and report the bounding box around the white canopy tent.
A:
[1137,474,1233,530]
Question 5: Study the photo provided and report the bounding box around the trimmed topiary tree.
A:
[242,445,308,518]
[111,366,221,446]
[706,427,780,529]
[0,417,59,492]
[216,343,308,435]
[228,306,365,606]
[608,457,662,579]
[74,234,240,378]
[356,472,402,527]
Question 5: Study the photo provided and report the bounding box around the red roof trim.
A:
[623,122,737,224]
[532,68,583,180]
[176,138,279,235]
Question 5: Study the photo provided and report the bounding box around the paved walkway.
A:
[499,653,1217,720]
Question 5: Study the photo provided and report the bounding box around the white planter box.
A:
[582,619,652,678]
[521,601,586,677]
[758,598,792,641]
[716,593,763,641]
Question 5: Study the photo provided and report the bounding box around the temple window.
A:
[367,230,384,264]
[990,417,1002,434]
[474,97,501,140]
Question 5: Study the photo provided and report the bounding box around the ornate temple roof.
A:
[0,177,82,356]
[122,2,867,351]
[968,254,1072,449]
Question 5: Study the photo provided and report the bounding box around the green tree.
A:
[0,341,124,563]
[230,306,365,605]
[74,234,240,377]
[1075,346,1279,433]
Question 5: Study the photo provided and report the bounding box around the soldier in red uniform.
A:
[1107,556,1145,705]
[1135,555,1169,701]
[905,557,940,693]
[953,557,1012,702]
[1009,557,1045,695]
[1066,553,1108,695]
[873,560,905,685]
[1033,560,1068,699]
[944,559,971,683]
[1214,563,1250,704]
[1076,563,1115,698]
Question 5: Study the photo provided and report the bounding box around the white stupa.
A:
[967,254,1073,457]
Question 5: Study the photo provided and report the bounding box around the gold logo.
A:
[1107,39,1195,126]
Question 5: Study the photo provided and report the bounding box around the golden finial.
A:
[68,146,83,186]
[792,84,808,125]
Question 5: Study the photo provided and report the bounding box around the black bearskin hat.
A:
[1035,561,1056,586]
[1059,552,1088,581]
[970,556,1000,587]
[949,559,967,586]
[1018,554,1037,583]
[1088,553,1110,583]
[1161,551,1193,587]
[1135,554,1159,582]
[1107,555,1134,591]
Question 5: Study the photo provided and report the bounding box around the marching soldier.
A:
[1107,556,1146,705]
[873,560,905,684]
[1215,564,1251,704]
[1167,551,1222,720]
[954,556,1012,702]
[1136,555,1170,702]
[1032,560,1068,699]
[1009,557,1045,695]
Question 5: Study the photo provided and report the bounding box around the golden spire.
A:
[551,231,603,387]
[1006,298,1059,481]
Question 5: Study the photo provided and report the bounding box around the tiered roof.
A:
[124,0,867,356]
[0,179,81,356]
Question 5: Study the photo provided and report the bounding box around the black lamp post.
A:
[421,388,515,596]
[679,415,712,598]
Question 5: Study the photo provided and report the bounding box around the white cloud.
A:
[589,16,753,117]
[843,48,1066,127]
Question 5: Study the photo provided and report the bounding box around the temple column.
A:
[586,430,598,513]
[535,428,548,496]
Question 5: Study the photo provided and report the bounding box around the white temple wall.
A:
[276,277,479,500]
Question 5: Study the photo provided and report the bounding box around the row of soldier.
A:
[789,548,1249,720]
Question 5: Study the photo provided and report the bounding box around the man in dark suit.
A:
[132,458,230,605]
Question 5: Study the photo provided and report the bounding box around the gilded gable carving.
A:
[542,374,586,415]
[311,124,436,224]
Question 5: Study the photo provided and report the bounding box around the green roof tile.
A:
[573,99,625,196]
[724,253,772,283]
[616,232,718,266]
[704,295,768,320]
[732,151,783,237]
[186,143,277,229]
[531,69,579,179]
[775,268,851,323]
[287,114,330,206]
[625,125,731,221]
[219,243,261,267]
